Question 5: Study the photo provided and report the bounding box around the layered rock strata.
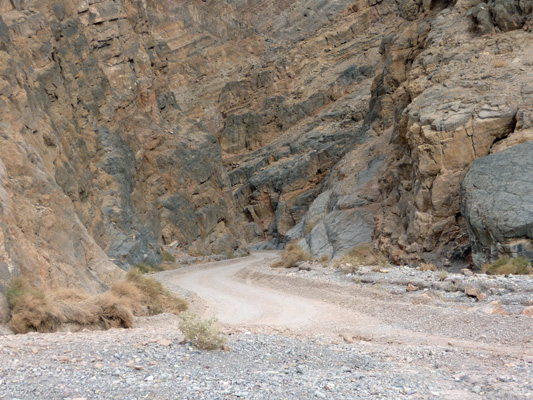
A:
[1,0,532,301]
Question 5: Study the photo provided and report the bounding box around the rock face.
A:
[0,0,532,297]
[0,0,247,295]
[461,141,533,266]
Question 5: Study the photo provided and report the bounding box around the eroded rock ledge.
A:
[0,0,532,298]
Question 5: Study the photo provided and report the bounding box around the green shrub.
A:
[179,312,227,350]
[132,263,163,274]
[481,256,531,275]
[161,251,176,263]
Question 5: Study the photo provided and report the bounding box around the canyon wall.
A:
[0,0,532,301]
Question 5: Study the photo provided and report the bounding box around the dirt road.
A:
[161,251,533,358]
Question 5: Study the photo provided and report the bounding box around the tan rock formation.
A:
[1,0,532,299]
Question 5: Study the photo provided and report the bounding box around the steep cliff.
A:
[0,0,532,301]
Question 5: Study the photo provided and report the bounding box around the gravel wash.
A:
[1,320,531,400]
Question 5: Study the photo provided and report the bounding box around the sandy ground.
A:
[159,251,533,357]
[1,251,532,399]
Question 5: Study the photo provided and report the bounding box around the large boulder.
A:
[468,0,533,33]
[461,141,533,266]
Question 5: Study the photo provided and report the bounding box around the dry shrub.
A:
[132,264,163,274]
[7,279,62,334]
[161,251,176,263]
[126,268,187,315]
[318,254,330,265]
[49,289,99,326]
[110,281,144,315]
[271,243,312,269]
[437,271,448,281]
[179,312,227,350]
[419,262,437,272]
[94,292,135,329]
[482,257,531,275]
[337,243,387,271]
[5,270,188,334]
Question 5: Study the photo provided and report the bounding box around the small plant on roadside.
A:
[132,263,163,274]
[161,251,176,263]
[271,243,312,269]
[336,243,387,273]
[318,254,330,265]
[481,256,531,275]
[179,312,227,350]
[418,262,437,272]
[6,269,188,334]
[447,282,459,292]
[6,278,62,333]
[126,269,188,315]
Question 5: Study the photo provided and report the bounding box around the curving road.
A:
[159,251,533,358]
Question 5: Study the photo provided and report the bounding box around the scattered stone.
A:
[341,333,354,344]
[521,306,533,317]
[464,285,481,298]
[406,284,419,292]
[490,306,511,316]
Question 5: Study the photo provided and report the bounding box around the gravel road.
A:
[1,251,532,399]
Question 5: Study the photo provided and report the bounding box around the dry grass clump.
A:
[126,268,188,315]
[271,243,312,269]
[481,256,531,275]
[418,262,437,272]
[336,243,387,272]
[318,254,330,265]
[7,278,63,334]
[179,312,227,350]
[5,271,187,334]
[132,263,163,274]
[437,271,448,281]
[161,251,176,263]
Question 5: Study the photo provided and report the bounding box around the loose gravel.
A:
[1,322,531,400]
[1,253,532,399]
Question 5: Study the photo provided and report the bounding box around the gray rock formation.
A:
[468,0,533,33]
[0,292,8,324]
[461,141,533,266]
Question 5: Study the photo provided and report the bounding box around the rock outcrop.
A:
[0,0,248,296]
[461,141,533,266]
[1,0,532,298]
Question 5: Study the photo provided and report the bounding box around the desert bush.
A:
[49,289,99,326]
[437,271,448,281]
[419,262,437,272]
[5,271,187,334]
[318,254,330,265]
[337,243,387,271]
[161,251,176,263]
[132,263,163,274]
[481,257,531,275]
[179,312,227,350]
[126,268,188,315]
[94,291,135,329]
[271,243,312,268]
[7,278,62,334]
